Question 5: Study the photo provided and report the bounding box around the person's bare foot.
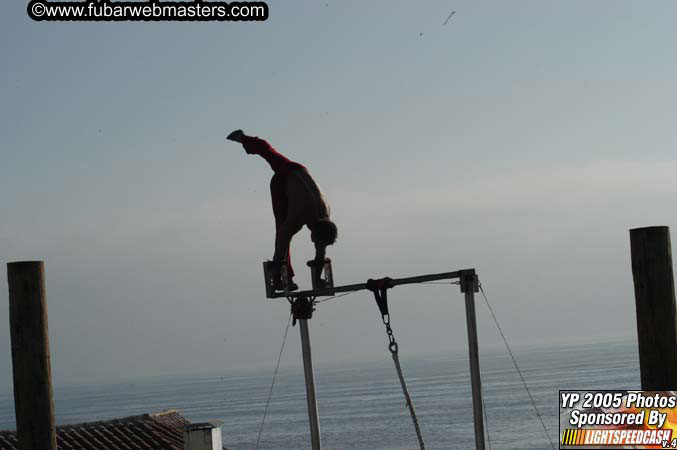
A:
[227,129,245,142]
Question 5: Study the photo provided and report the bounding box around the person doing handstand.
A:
[227,129,337,291]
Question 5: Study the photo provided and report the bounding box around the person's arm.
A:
[310,242,327,287]
[313,241,326,264]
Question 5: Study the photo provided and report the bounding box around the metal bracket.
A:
[263,261,289,299]
[291,297,315,326]
[459,270,479,293]
[307,258,334,291]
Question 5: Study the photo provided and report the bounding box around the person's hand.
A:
[226,129,245,143]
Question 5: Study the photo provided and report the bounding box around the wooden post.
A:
[630,226,677,390]
[7,261,57,450]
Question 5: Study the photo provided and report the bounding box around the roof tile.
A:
[0,410,228,450]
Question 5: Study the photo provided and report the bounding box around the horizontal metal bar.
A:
[391,270,471,287]
[272,268,475,299]
[272,282,366,298]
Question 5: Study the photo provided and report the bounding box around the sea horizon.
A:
[0,337,641,449]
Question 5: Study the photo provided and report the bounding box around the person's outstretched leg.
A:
[229,131,303,173]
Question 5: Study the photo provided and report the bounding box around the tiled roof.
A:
[0,409,227,450]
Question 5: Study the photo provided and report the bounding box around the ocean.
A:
[0,339,639,449]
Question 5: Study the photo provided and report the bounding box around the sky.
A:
[1,0,677,390]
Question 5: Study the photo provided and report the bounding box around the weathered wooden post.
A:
[7,261,57,450]
[630,226,677,390]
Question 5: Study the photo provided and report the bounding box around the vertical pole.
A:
[461,272,485,450]
[292,297,322,450]
[7,261,57,450]
[299,320,322,450]
[630,226,677,389]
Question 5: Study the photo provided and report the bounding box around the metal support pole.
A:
[461,273,485,450]
[299,319,322,450]
[292,298,322,450]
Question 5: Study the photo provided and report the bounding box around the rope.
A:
[315,289,360,304]
[255,312,292,450]
[479,283,556,450]
[391,350,426,450]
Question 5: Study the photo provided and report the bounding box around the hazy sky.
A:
[2,0,676,390]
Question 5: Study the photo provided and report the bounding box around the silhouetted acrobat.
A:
[227,130,337,291]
